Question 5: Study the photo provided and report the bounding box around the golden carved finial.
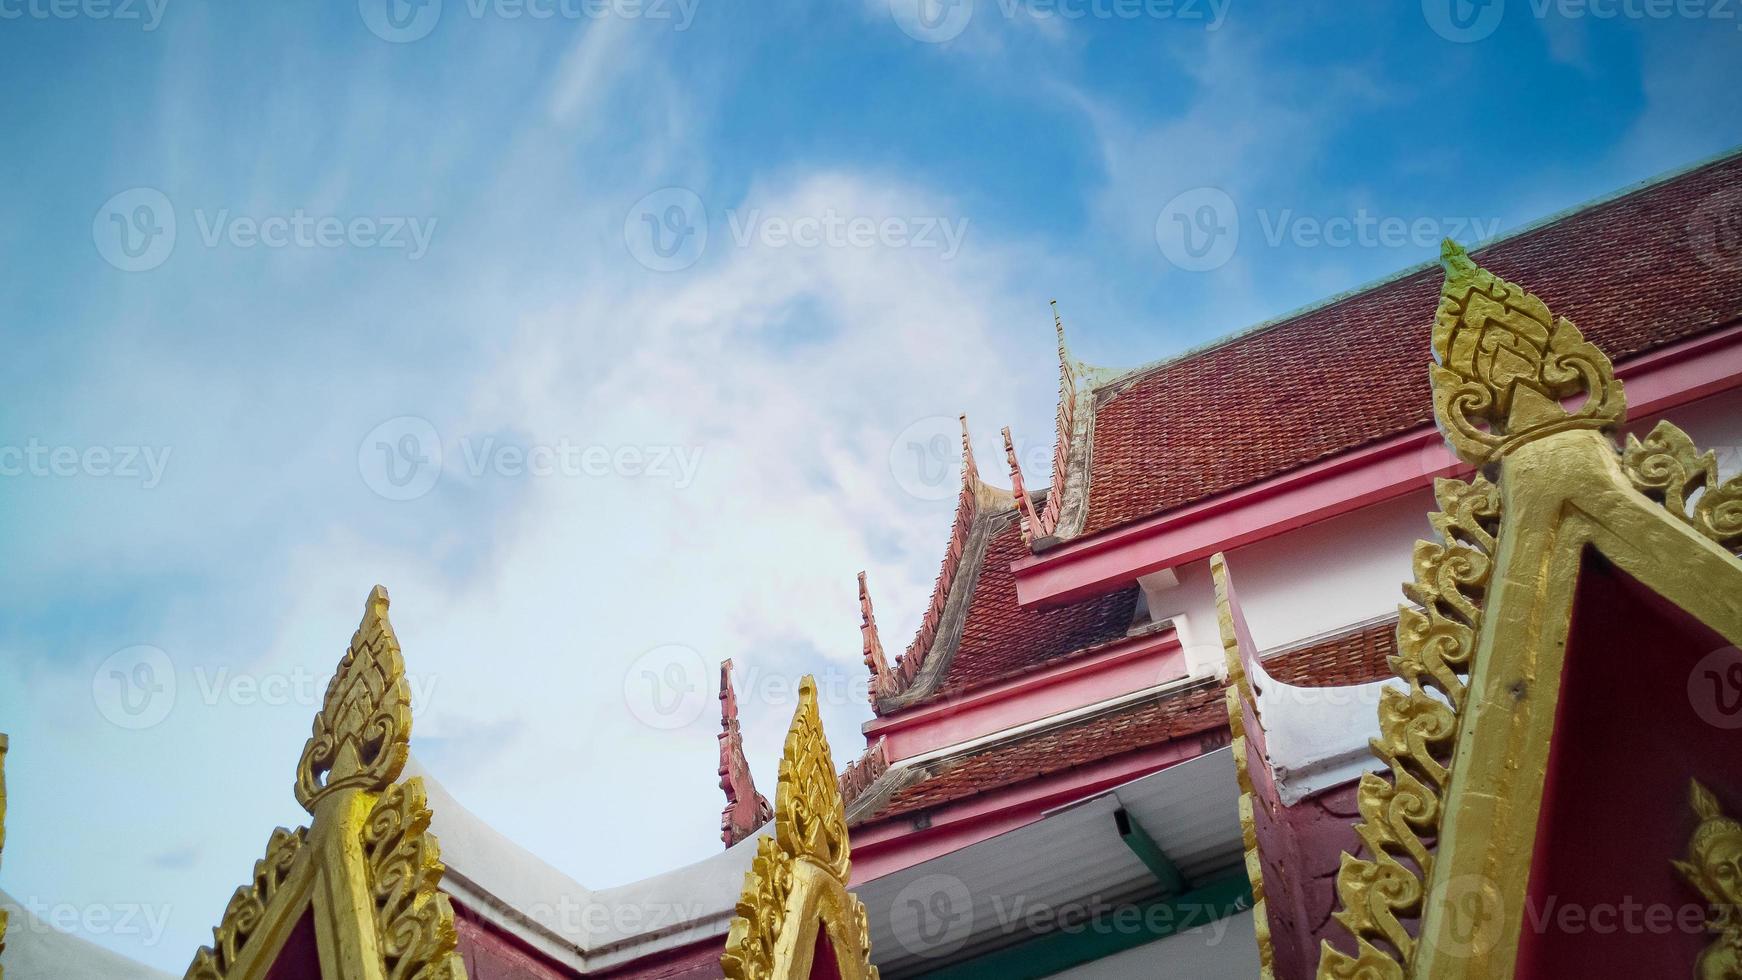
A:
[1430,240,1626,466]
[296,585,413,811]
[1675,780,1742,980]
[193,585,462,980]
[723,677,878,980]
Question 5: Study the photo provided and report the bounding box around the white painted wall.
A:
[1043,910,1259,979]
[1140,561,1221,677]
[1222,487,1433,653]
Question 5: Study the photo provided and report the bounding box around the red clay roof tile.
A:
[1082,153,1742,535]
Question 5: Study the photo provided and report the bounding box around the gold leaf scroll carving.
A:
[296,585,413,811]
[1316,472,1501,979]
[363,777,464,980]
[1623,421,1742,550]
[185,827,309,980]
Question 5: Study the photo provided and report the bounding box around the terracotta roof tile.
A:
[863,683,1228,823]
[1262,617,1398,688]
[1082,153,1742,535]
[914,513,1140,702]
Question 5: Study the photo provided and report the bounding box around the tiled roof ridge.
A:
[856,680,1231,825]
[868,416,1014,714]
[1088,145,1742,401]
[877,508,1016,712]
[1009,302,1099,551]
[838,737,890,811]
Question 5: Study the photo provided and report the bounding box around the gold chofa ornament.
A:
[722,677,878,980]
[1676,780,1742,980]
[1429,239,1625,466]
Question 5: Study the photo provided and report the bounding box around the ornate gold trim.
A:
[187,587,464,980]
[1211,554,1276,980]
[186,828,311,980]
[723,677,879,980]
[1623,421,1742,550]
[1316,476,1500,979]
[1318,242,1742,978]
[362,779,464,980]
[296,585,413,812]
[1429,240,1625,466]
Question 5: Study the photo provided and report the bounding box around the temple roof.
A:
[1076,149,1742,537]
[848,623,1405,828]
[853,682,1228,825]
[853,148,1742,733]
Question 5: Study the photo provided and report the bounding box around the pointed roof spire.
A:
[718,659,771,848]
[857,573,896,703]
[1003,426,1042,546]
[958,413,979,488]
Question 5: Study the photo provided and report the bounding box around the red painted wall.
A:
[1512,552,1738,976]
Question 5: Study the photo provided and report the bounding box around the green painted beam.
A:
[911,871,1254,980]
[1114,808,1185,896]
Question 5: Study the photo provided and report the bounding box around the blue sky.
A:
[0,0,1738,970]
